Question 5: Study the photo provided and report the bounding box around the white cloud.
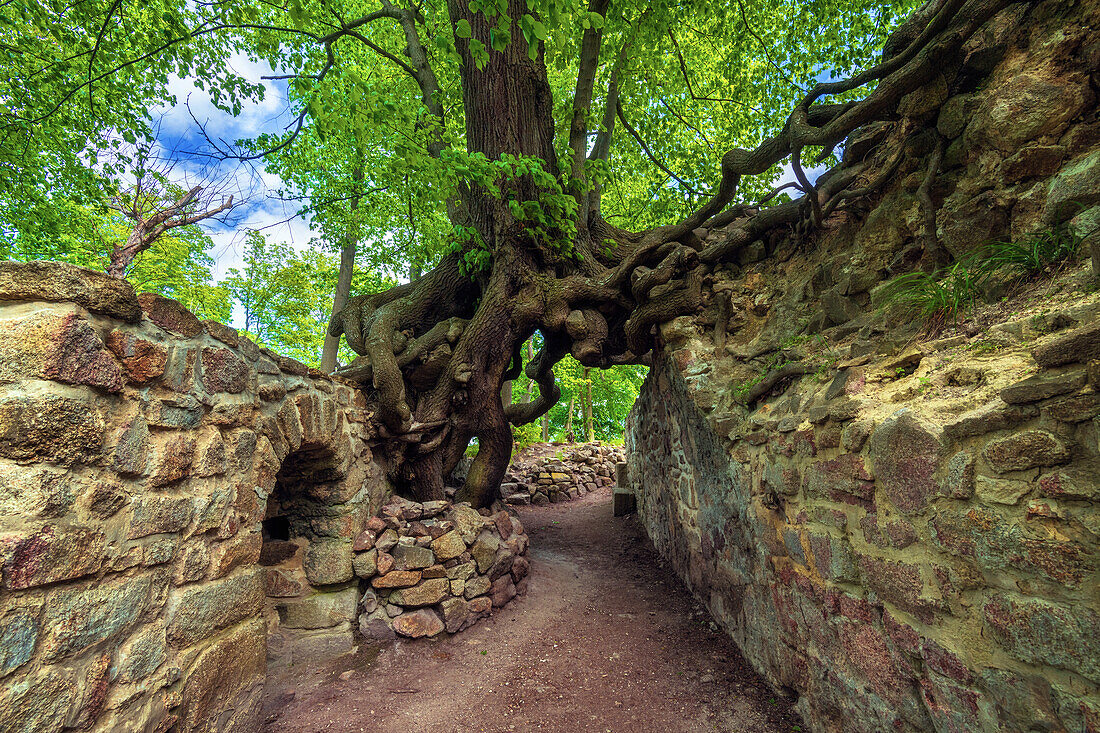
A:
[153,53,292,142]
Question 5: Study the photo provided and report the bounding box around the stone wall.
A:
[625,2,1100,731]
[0,261,528,733]
[352,494,529,641]
[501,443,623,505]
[0,260,383,731]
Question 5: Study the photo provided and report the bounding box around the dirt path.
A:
[262,487,804,733]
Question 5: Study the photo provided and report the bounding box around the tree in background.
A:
[105,158,239,277]
[224,230,395,366]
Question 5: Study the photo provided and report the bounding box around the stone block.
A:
[1,524,105,590]
[209,531,262,578]
[106,330,168,383]
[371,570,421,589]
[1043,149,1100,225]
[138,292,203,337]
[463,574,491,599]
[177,617,266,733]
[278,587,358,629]
[975,475,1031,505]
[41,574,152,662]
[264,567,302,597]
[984,595,1100,684]
[944,401,1038,439]
[389,578,449,608]
[148,433,196,486]
[115,622,168,683]
[490,575,516,608]
[303,540,353,585]
[127,495,193,539]
[983,430,1070,473]
[0,260,141,320]
[1000,367,1086,404]
[802,454,875,506]
[1032,320,1100,368]
[391,543,435,571]
[439,597,468,634]
[1043,392,1100,423]
[1038,461,1100,501]
[0,391,104,464]
[858,555,941,618]
[869,410,944,515]
[167,569,264,648]
[613,488,636,516]
[0,665,77,733]
[430,530,467,562]
[0,601,41,678]
[200,347,249,394]
[392,609,444,638]
[470,531,500,574]
[353,548,378,578]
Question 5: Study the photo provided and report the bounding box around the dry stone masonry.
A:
[626,3,1100,731]
[501,442,623,505]
[351,495,529,640]
[0,262,528,733]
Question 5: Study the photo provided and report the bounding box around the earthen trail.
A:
[262,486,803,733]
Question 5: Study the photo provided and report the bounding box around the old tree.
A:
[3,0,1027,506]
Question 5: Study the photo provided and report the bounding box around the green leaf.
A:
[455,19,472,39]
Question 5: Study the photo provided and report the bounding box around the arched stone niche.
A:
[0,261,390,733]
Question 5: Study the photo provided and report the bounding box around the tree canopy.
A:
[1,0,1014,506]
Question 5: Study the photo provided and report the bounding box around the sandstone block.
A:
[278,588,358,629]
[1000,367,1086,404]
[983,430,1070,473]
[470,531,500,573]
[0,601,41,677]
[489,575,516,608]
[352,530,376,552]
[265,568,303,598]
[371,570,421,589]
[802,454,874,506]
[1037,462,1100,501]
[138,292,203,337]
[869,410,944,514]
[127,495,193,539]
[984,595,1099,684]
[1032,320,1100,368]
[0,260,141,320]
[304,540,354,585]
[0,665,77,733]
[42,574,152,662]
[392,609,444,638]
[167,569,264,648]
[353,548,378,578]
[106,330,168,383]
[115,622,168,683]
[1,524,105,590]
[439,597,469,634]
[390,578,449,608]
[209,531,262,578]
[0,391,104,464]
[463,574,490,599]
[359,614,395,641]
[391,543,435,571]
[177,617,266,733]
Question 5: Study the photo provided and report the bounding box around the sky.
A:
[151,53,316,283]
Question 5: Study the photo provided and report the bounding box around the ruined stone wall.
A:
[0,261,386,732]
[626,2,1100,731]
[501,443,623,505]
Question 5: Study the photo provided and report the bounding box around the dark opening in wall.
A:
[262,515,290,542]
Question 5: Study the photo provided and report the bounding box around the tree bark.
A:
[321,164,364,372]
